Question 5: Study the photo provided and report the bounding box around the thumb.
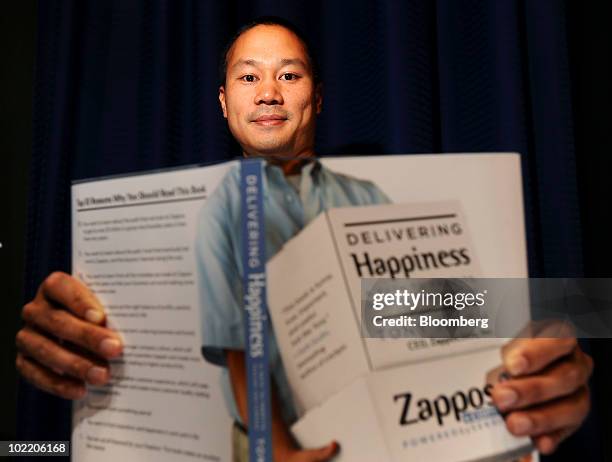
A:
[302,441,339,461]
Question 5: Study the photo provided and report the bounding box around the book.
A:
[70,153,530,461]
[71,161,237,462]
[266,201,519,416]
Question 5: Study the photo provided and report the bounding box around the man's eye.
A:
[240,75,257,83]
[280,73,299,81]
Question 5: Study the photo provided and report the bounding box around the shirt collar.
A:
[261,157,323,197]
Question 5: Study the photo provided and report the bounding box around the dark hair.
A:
[218,16,321,87]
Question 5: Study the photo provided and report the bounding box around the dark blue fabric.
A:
[19,1,601,460]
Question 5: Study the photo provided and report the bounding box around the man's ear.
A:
[315,83,323,115]
[219,86,228,119]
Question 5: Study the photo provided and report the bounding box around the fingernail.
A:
[87,366,108,384]
[506,353,528,376]
[85,309,104,324]
[495,387,518,410]
[510,414,532,434]
[99,338,122,357]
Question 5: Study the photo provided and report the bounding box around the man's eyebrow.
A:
[279,58,308,68]
[231,58,260,70]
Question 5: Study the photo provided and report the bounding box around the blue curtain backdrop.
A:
[18,0,605,460]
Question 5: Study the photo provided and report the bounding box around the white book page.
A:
[71,163,234,462]
[267,214,370,415]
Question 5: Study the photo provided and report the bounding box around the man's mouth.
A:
[252,114,288,126]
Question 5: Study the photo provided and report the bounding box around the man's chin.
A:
[243,143,300,160]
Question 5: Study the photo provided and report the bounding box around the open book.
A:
[71,153,531,461]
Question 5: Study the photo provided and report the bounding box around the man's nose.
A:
[254,78,283,105]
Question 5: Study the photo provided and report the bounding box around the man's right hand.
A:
[15,271,123,399]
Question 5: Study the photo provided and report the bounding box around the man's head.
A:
[218,17,322,161]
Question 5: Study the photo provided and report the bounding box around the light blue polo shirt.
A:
[196,159,390,425]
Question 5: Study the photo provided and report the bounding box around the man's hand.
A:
[490,336,593,455]
[15,271,123,399]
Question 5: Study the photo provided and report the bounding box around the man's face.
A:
[219,24,322,159]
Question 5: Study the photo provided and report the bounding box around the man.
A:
[16,16,593,461]
[196,19,390,460]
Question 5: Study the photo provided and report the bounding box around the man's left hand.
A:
[490,337,593,455]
